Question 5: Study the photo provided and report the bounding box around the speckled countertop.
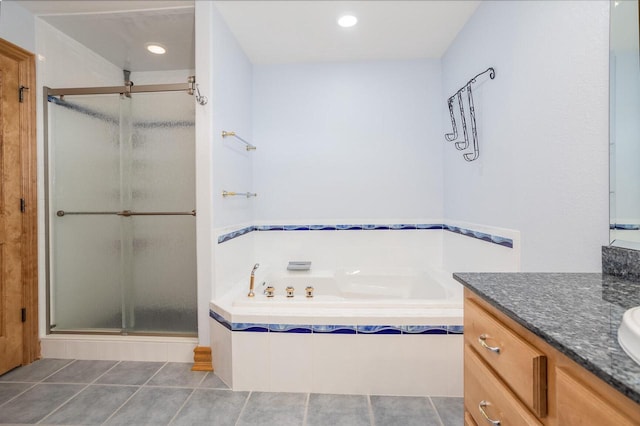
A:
[453,272,640,404]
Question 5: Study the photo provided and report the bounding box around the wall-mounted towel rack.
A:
[445,67,495,162]
[222,191,257,198]
[222,130,256,151]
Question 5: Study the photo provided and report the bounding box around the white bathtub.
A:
[232,267,462,309]
[210,267,463,396]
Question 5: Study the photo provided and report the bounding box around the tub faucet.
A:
[248,263,260,297]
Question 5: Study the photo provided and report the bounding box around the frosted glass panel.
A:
[130,92,195,212]
[52,215,122,331]
[126,216,197,334]
[50,95,121,211]
[48,89,196,336]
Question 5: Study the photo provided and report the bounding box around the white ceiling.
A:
[14,0,480,70]
[215,1,481,64]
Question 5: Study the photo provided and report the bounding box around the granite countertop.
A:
[453,272,640,405]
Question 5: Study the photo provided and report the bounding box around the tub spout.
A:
[248,263,260,297]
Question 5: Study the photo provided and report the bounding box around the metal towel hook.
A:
[195,84,208,106]
[188,76,208,105]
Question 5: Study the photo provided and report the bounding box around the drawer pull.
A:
[478,400,501,425]
[478,334,501,354]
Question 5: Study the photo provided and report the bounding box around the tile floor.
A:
[0,359,463,425]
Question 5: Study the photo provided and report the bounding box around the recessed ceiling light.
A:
[338,15,358,28]
[146,44,166,55]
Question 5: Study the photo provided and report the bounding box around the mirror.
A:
[610,0,640,249]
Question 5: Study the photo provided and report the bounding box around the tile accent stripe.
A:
[611,224,640,230]
[209,310,463,335]
[217,223,513,248]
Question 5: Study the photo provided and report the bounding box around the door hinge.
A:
[21,308,26,322]
[19,85,29,103]
[20,198,25,213]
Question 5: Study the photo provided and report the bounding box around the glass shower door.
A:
[48,88,196,335]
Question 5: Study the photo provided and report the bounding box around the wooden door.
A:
[0,38,37,376]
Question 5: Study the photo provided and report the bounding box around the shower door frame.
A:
[43,82,195,336]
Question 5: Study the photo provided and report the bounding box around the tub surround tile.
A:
[454,272,640,404]
[401,325,447,335]
[210,309,462,336]
[268,323,312,333]
[356,325,402,335]
[0,383,84,424]
[233,323,269,332]
[312,324,357,334]
[446,325,464,335]
[611,224,640,230]
[602,245,640,282]
[217,222,513,248]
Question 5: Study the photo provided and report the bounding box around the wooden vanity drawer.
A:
[465,344,542,426]
[464,411,478,426]
[464,299,547,417]
[556,368,638,426]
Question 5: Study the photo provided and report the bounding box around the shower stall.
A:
[44,80,197,336]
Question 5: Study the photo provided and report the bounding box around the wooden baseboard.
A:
[191,346,213,371]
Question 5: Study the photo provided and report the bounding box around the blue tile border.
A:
[217,222,513,248]
[444,225,513,248]
[611,224,640,230]
[209,310,462,335]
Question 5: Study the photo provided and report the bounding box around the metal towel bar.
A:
[222,130,256,151]
[222,191,257,198]
[56,210,196,217]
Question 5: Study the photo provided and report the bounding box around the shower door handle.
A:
[116,210,196,217]
[56,210,196,217]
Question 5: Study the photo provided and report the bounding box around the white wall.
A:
[210,3,256,299]
[441,0,609,272]
[252,59,443,223]
[1,1,35,52]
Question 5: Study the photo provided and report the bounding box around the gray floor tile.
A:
[236,392,306,426]
[0,359,73,382]
[371,395,441,426]
[43,385,138,425]
[44,360,118,384]
[306,394,370,426]
[198,372,229,389]
[0,383,33,405]
[0,383,84,424]
[147,363,207,387]
[106,386,192,425]
[96,361,164,385]
[431,396,464,426]
[171,389,248,426]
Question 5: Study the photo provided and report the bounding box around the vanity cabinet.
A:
[464,288,640,426]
